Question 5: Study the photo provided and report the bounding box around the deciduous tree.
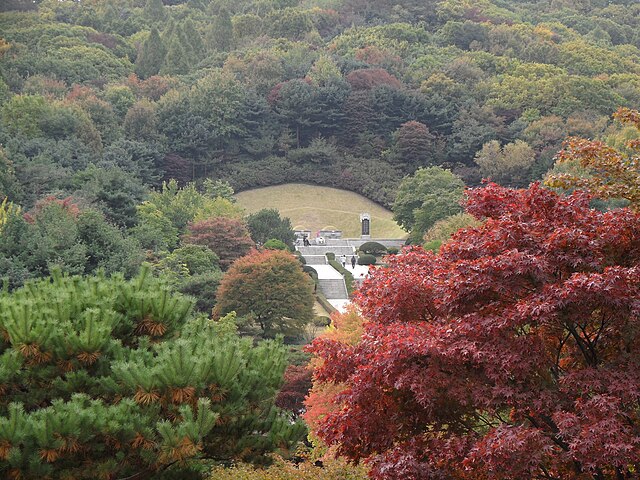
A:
[392,120,435,168]
[182,217,254,270]
[214,250,314,339]
[546,107,640,209]
[392,166,465,243]
[475,139,536,187]
[308,183,640,479]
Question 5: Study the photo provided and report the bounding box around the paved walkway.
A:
[310,264,344,280]
[341,263,370,279]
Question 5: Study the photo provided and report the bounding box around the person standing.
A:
[341,254,346,268]
[351,255,356,269]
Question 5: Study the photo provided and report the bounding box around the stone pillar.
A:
[360,213,371,240]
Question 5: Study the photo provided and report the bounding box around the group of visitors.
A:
[340,254,357,269]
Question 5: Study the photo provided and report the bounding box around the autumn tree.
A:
[182,217,254,270]
[214,250,315,339]
[308,183,640,479]
[546,107,640,209]
[276,365,313,417]
[392,120,436,168]
[345,68,402,91]
[304,307,365,437]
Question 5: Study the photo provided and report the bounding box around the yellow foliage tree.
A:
[0,197,20,233]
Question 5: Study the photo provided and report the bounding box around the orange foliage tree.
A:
[546,108,640,209]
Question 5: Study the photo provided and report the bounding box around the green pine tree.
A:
[161,18,176,43]
[161,31,191,75]
[182,18,204,59]
[135,28,166,79]
[205,8,233,52]
[143,0,167,22]
[0,269,305,478]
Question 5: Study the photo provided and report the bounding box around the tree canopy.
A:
[309,182,640,479]
[214,249,315,339]
[546,108,640,209]
[392,166,465,243]
[0,269,305,479]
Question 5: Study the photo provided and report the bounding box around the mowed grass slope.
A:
[236,184,407,239]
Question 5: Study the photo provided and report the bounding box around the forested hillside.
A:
[1,0,639,209]
[3,1,640,478]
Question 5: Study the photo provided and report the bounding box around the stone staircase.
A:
[296,246,351,305]
[318,279,348,300]
[303,255,328,265]
[296,246,356,256]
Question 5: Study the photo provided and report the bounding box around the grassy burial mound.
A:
[236,184,407,239]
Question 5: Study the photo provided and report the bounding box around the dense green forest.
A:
[1,0,640,211]
[2,0,640,478]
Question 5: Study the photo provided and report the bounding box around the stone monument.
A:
[360,213,371,240]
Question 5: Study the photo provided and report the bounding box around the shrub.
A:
[264,238,288,250]
[327,255,355,296]
[295,251,306,264]
[423,212,482,248]
[209,456,369,479]
[423,240,442,252]
[358,241,387,255]
[357,253,376,265]
[302,265,318,282]
[387,247,399,254]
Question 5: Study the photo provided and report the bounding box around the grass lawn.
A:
[236,183,408,239]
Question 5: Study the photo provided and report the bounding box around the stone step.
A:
[303,255,327,265]
[323,239,353,246]
[318,278,349,300]
[296,246,356,256]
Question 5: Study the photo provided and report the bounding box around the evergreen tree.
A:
[182,18,204,59]
[0,269,305,479]
[135,28,166,80]
[143,0,167,22]
[205,8,233,52]
[247,208,295,249]
[161,32,191,76]
[161,18,176,43]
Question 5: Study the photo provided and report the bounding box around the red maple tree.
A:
[276,364,313,417]
[307,183,640,479]
[182,217,254,270]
